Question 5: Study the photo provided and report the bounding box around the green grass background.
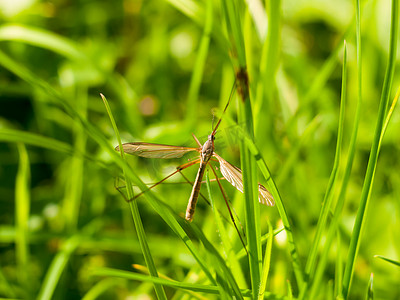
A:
[0,0,400,299]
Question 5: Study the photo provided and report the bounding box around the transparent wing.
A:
[116,142,199,159]
[213,153,274,206]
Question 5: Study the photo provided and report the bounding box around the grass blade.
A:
[374,255,400,267]
[257,221,273,300]
[92,267,252,297]
[37,236,80,300]
[309,0,364,297]
[0,129,74,155]
[101,94,167,300]
[303,41,347,299]
[342,0,399,297]
[222,1,262,297]
[205,171,247,288]
[15,143,30,294]
[221,110,305,291]
[365,273,373,300]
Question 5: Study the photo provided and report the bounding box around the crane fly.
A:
[115,96,274,222]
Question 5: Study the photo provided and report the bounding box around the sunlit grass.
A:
[0,0,400,299]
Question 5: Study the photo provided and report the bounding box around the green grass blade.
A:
[378,86,400,149]
[222,0,246,66]
[205,172,247,289]
[310,0,364,297]
[235,227,284,260]
[374,255,400,267]
[15,143,30,294]
[257,221,273,300]
[342,0,399,297]
[222,1,262,297]
[0,24,85,60]
[101,94,167,300]
[335,230,343,299]
[82,278,125,300]
[0,129,74,155]
[221,110,305,290]
[37,236,80,300]
[190,222,244,299]
[365,273,373,300]
[302,41,347,298]
[92,267,252,297]
[242,135,305,290]
[62,93,87,232]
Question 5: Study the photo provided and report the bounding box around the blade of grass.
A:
[92,267,252,297]
[15,143,30,294]
[222,1,262,297]
[37,235,81,300]
[241,133,305,291]
[36,221,104,300]
[378,86,400,149]
[63,92,88,232]
[302,41,347,299]
[221,112,305,290]
[257,221,273,300]
[190,222,244,299]
[335,230,343,299]
[374,255,400,267]
[235,227,284,260]
[0,129,74,155]
[101,94,167,300]
[82,278,125,300]
[0,24,85,60]
[365,273,373,300]
[205,171,247,289]
[309,1,364,297]
[342,0,398,297]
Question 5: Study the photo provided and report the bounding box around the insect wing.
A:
[213,153,274,206]
[116,142,199,159]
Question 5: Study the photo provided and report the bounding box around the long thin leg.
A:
[209,164,248,253]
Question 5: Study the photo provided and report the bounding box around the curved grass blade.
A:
[302,41,348,299]
[15,143,30,294]
[258,221,273,300]
[222,112,305,290]
[374,255,400,268]
[205,172,247,289]
[342,1,398,297]
[101,94,167,300]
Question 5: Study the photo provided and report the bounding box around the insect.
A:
[115,95,274,222]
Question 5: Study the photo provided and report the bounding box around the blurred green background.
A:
[1,0,400,299]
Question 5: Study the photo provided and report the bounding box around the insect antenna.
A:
[212,81,237,136]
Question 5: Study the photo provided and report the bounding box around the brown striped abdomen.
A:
[185,163,207,221]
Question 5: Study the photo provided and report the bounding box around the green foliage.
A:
[1,0,400,299]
